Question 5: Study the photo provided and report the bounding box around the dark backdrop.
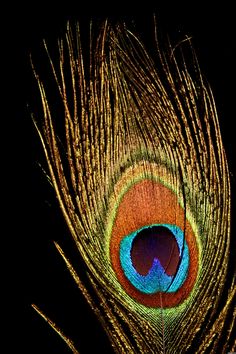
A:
[6,2,235,353]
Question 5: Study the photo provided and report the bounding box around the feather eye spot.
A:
[109,177,198,307]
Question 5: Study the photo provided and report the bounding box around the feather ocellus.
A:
[32,21,236,353]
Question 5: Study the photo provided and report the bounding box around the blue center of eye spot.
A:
[119,224,189,294]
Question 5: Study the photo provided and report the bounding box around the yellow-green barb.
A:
[32,21,236,353]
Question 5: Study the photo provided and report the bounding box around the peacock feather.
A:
[32,20,236,353]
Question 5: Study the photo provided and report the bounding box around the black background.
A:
[5,1,235,353]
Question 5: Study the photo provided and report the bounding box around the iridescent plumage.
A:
[32,21,236,353]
